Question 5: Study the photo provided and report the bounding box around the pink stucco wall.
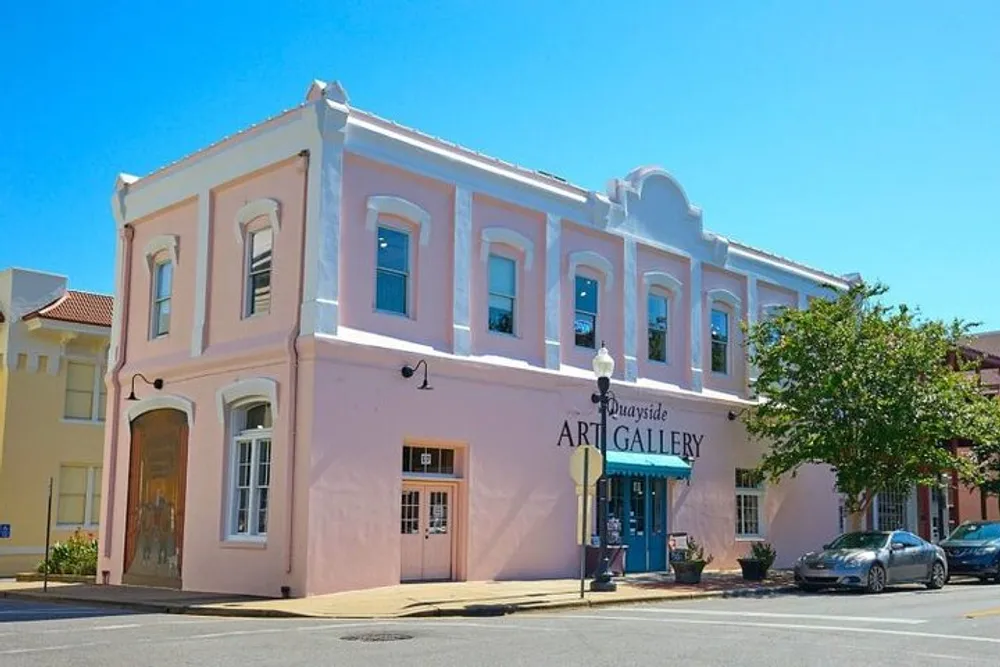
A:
[469,194,546,366]
[561,223,625,373]
[340,153,455,351]
[300,338,837,594]
[637,246,691,387]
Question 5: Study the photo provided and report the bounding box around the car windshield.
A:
[948,522,1000,541]
[827,532,889,550]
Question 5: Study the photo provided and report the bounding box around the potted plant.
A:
[737,541,776,581]
[672,536,714,584]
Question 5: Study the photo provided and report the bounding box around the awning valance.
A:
[605,451,692,480]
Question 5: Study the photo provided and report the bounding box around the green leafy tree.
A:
[742,282,1000,530]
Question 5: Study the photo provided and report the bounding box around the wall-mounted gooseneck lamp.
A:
[401,359,433,390]
[126,373,164,401]
[727,407,749,421]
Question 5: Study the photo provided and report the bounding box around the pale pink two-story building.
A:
[99,79,858,597]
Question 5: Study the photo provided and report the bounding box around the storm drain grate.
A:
[341,632,414,643]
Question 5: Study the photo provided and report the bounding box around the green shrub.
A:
[37,529,98,576]
[685,536,715,564]
[749,541,777,569]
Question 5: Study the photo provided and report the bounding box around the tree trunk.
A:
[847,511,865,532]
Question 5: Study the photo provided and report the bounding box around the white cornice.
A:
[143,234,179,270]
[125,393,195,425]
[365,195,432,245]
[480,227,535,271]
[234,198,281,243]
[642,270,683,296]
[708,288,742,311]
[216,377,279,423]
[24,318,110,338]
[567,250,615,291]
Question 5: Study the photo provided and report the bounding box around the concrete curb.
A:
[1,583,798,620]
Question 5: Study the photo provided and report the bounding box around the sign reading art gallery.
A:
[556,398,705,459]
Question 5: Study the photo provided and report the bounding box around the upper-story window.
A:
[64,361,106,422]
[710,308,729,374]
[487,254,516,335]
[245,227,273,316]
[151,259,172,338]
[647,292,669,362]
[574,275,599,349]
[376,225,410,316]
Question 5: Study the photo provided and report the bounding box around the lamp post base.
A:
[589,579,617,592]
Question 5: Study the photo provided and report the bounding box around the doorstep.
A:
[0,571,796,619]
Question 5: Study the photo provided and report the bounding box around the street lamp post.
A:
[590,342,617,592]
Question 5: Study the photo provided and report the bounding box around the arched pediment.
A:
[234,198,281,242]
[216,377,279,424]
[126,393,194,425]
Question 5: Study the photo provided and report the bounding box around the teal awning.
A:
[605,451,692,480]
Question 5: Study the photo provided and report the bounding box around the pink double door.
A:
[400,484,454,582]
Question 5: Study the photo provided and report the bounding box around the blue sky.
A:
[2,1,997,330]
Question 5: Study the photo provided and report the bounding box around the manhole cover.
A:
[341,632,413,643]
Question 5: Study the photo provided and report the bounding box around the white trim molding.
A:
[708,288,742,312]
[365,195,432,246]
[191,189,212,357]
[480,227,535,271]
[544,213,562,370]
[452,187,473,355]
[143,234,179,272]
[234,198,281,243]
[216,377,279,424]
[126,393,195,425]
[567,250,615,291]
[643,270,683,297]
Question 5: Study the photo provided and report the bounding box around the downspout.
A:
[104,223,135,558]
[286,148,310,576]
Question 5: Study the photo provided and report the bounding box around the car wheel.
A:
[865,563,887,594]
[926,561,946,590]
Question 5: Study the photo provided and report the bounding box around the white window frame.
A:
[56,464,102,529]
[244,226,274,317]
[374,222,412,317]
[63,359,107,423]
[487,252,518,336]
[735,468,765,540]
[150,257,173,338]
[710,307,731,375]
[646,290,670,363]
[225,401,273,542]
[574,273,600,349]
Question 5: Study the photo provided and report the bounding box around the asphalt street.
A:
[3,580,1000,666]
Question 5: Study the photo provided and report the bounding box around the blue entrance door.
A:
[609,476,669,572]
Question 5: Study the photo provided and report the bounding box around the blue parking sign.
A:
[0,524,10,539]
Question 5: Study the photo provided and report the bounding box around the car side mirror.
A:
[891,542,905,551]
[821,543,831,550]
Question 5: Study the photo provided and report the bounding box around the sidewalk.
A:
[0,571,796,619]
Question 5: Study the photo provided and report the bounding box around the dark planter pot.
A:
[672,560,707,584]
[737,558,770,581]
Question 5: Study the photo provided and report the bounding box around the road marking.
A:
[188,621,380,640]
[0,609,102,616]
[93,623,141,630]
[558,614,1000,644]
[624,608,927,625]
[0,642,106,656]
[965,607,1000,619]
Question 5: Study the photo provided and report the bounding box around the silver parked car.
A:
[793,530,948,594]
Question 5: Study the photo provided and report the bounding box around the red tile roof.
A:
[22,290,113,328]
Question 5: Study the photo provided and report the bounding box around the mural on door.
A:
[400,484,454,582]
[123,409,189,588]
[609,476,669,572]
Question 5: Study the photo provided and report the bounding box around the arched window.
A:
[227,401,273,540]
[708,289,741,376]
[235,199,280,318]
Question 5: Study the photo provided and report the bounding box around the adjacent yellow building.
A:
[0,268,111,575]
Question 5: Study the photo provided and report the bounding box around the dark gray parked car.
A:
[793,530,948,594]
